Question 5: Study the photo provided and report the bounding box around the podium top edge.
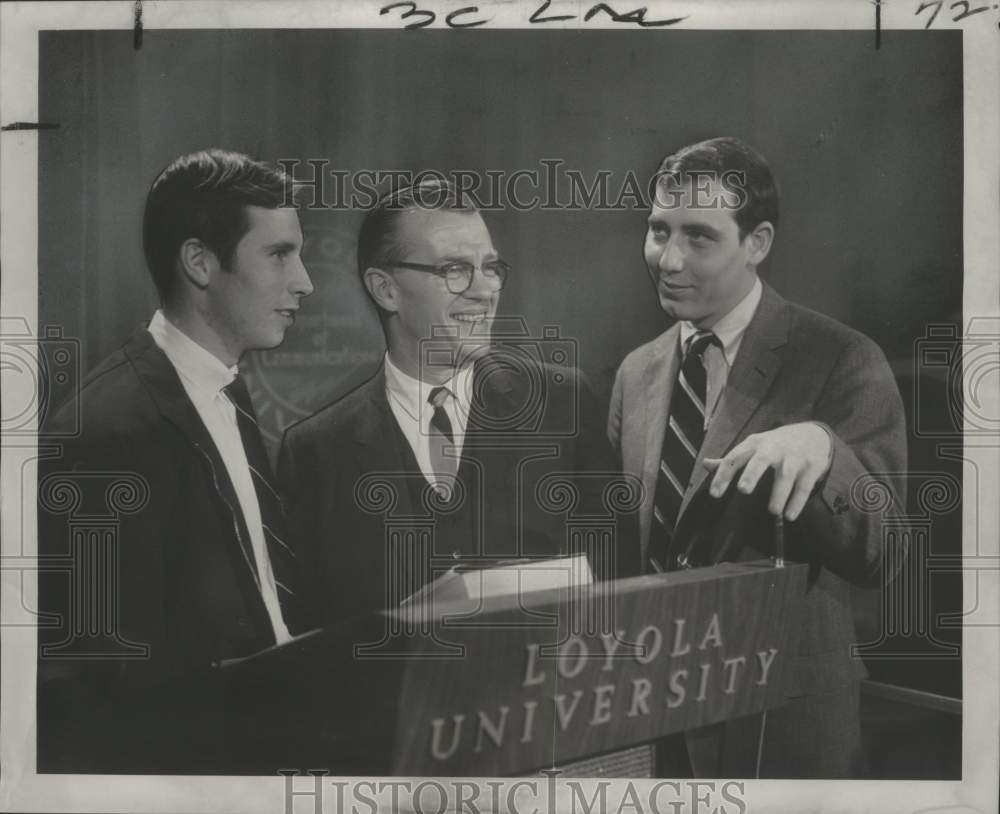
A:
[216,561,807,668]
[381,558,806,621]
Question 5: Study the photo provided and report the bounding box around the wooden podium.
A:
[217,560,806,776]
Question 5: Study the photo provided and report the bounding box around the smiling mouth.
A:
[451,312,489,324]
[275,309,298,320]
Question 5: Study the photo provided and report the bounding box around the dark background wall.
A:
[39,29,964,696]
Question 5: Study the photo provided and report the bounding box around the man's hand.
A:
[702,422,832,521]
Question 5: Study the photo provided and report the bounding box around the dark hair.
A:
[142,149,296,302]
[654,137,778,240]
[356,177,477,285]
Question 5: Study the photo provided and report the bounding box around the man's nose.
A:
[658,238,684,274]
[290,255,314,297]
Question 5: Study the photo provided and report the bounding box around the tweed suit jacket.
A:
[608,282,907,777]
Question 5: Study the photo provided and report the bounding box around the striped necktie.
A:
[224,374,299,622]
[648,331,719,572]
[428,385,457,498]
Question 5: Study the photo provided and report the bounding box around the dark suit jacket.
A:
[37,328,303,773]
[608,283,907,777]
[279,351,627,630]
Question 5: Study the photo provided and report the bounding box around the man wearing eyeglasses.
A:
[279,179,624,627]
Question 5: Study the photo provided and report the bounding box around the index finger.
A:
[708,442,756,497]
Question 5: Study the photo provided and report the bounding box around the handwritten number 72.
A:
[917,0,992,28]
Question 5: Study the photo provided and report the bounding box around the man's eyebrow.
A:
[681,221,721,236]
[437,252,496,263]
[262,239,300,251]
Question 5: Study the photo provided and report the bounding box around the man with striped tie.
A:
[608,137,906,777]
[38,149,314,771]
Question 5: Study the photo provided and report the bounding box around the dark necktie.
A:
[427,385,457,497]
[648,331,719,572]
[224,374,298,623]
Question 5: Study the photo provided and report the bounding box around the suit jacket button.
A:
[238,616,251,628]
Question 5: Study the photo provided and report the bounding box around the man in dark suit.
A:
[38,149,314,772]
[280,180,623,632]
[608,137,907,777]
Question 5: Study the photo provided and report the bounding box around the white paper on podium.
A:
[401,553,593,607]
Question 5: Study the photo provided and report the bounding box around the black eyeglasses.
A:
[386,259,511,294]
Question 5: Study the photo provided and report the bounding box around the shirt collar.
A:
[384,352,473,421]
[385,352,472,421]
[678,276,762,366]
[147,310,238,398]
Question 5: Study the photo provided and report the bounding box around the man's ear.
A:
[745,221,775,267]
[363,267,399,314]
[178,238,217,290]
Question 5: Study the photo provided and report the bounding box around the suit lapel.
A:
[350,367,416,518]
[123,327,272,632]
[351,358,512,522]
[458,353,519,497]
[462,352,549,557]
[680,284,790,520]
[642,328,682,517]
[125,329,221,457]
[465,353,518,439]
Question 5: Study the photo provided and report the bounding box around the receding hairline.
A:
[374,206,488,265]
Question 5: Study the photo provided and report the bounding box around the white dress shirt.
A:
[384,352,474,488]
[147,310,292,644]
[678,275,763,428]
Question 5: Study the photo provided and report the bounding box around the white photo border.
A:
[1,1,997,812]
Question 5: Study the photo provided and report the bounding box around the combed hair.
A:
[142,149,297,302]
[356,177,477,284]
[654,137,778,240]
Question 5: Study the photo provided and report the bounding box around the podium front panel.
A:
[389,561,806,776]
[217,561,805,776]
